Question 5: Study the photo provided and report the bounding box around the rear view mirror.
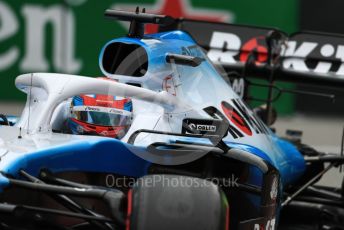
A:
[166,53,204,67]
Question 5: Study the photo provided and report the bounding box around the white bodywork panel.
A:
[9,72,287,167]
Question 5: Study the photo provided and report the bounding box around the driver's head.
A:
[66,93,133,139]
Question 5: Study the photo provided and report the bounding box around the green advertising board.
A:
[0,0,297,113]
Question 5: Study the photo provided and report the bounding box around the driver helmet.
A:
[66,93,133,139]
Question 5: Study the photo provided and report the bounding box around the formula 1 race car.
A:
[0,8,344,230]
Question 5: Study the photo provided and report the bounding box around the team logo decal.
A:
[162,75,177,96]
[270,177,278,201]
[230,78,246,99]
[240,36,268,65]
[182,118,227,137]
[221,101,252,136]
[208,30,344,77]
[188,123,217,133]
[253,218,276,230]
[204,99,269,139]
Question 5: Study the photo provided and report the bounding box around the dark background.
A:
[297,0,344,114]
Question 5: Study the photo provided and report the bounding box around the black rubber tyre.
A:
[127,175,229,230]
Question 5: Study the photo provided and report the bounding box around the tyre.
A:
[127,175,229,230]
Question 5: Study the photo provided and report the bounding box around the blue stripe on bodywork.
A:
[0,134,305,196]
[226,136,305,186]
[0,138,151,189]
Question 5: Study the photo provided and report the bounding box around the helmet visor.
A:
[71,106,132,127]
